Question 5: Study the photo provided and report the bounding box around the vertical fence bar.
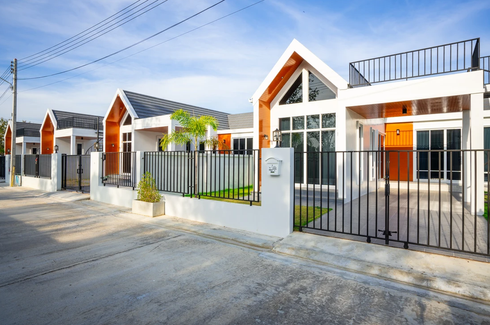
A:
[462,149,465,251]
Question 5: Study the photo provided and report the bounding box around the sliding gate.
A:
[294,150,490,258]
[62,154,90,193]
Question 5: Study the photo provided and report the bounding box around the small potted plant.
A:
[132,172,165,217]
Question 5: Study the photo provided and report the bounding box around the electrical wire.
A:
[18,0,225,80]
[0,85,11,101]
[18,0,264,93]
[19,0,169,70]
[19,0,144,61]
[0,93,11,106]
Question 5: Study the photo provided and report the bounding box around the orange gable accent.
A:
[258,52,303,151]
[41,115,54,154]
[5,126,11,154]
[105,95,127,152]
[218,133,231,152]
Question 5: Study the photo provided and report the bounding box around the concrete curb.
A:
[273,232,490,302]
[117,212,281,250]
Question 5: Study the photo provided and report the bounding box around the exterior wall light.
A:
[111,143,115,148]
[273,128,282,148]
[402,105,407,114]
[7,148,10,154]
[54,144,59,153]
[94,142,99,151]
[264,134,269,140]
[396,129,400,136]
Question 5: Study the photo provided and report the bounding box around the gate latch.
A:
[378,229,397,236]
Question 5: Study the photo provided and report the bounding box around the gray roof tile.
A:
[123,90,231,130]
[227,113,253,129]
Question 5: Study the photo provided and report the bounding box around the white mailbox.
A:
[266,157,282,176]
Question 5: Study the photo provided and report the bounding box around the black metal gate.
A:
[0,156,5,180]
[62,154,90,193]
[294,150,490,258]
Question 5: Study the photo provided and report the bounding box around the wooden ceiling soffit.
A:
[259,52,303,103]
[347,95,470,119]
[107,96,127,123]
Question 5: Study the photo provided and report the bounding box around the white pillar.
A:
[22,141,26,155]
[5,155,10,186]
[52,153,62,191]
[70,135,76,155]
[260,147,294,237]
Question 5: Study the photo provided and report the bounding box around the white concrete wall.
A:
[90,148,294,238]
[4,155,10,185]
[20,153,61,192]
[134,130,164,152]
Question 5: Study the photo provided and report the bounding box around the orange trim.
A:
[41,115,54,154]
[5,126,11,154]
[105,95,127,152]
[385,123,413,181]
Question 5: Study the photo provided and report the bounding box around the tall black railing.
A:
[14,155,21,175]
[23,154,52,178]
[349,38,480,87]
[481,55,490,85]
[16,128,40,138]
[0,156,5,179]
[294,149,490,258]
[102,152,136,189]
[143,150,261,204]
[57,116,103,130]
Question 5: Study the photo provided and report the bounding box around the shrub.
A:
[137,172,161,203]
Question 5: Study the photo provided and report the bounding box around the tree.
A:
[159,109,219,195]
[159,109,219,151]
[0,118,7,155]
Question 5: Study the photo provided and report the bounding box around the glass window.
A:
[307,115,320,129]
[279,73,303,105]
[322,113,336,128]
[281,133,291,148]
[123,115,132,125]
[292,116,304,130]
[417,131,429,179]
[246,138,253,150]
[447,129,461,180]
[430,130,444,179]
[292,133,304,183]
[309,71,336,101]
[307,132,320,152]
[322,130,336,185]
[279,118,290,131]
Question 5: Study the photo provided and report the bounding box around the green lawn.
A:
[184,185,260,205]
[294,206,331,230]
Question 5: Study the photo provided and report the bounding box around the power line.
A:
[18,0,225,81]
[19,0,169,70]
[0,85,10,101]
[18,0,264,93]
[19,0,144,61]
[0,91,11,106]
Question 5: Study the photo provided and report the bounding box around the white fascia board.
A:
[16,136,40,144]
[230,132,254,138]
[133,114,172,130]
[340,70,484,107]
[56,128,101,138]
[251,39,348,103]
[217,128,254,135]
[385,112,463,124]
[103,89,139,123]
[40,109,57,130]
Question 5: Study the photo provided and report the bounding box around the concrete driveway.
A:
[1,186,490,324]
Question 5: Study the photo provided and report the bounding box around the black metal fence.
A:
[14,155,21,175]
[349,38,480,87]
[143,150,260,204]
[23,154,51,178]
[16,128,40,137]
[0,156,5,179]
[294,150,490,257]
[57,116,103,130]
[481,55,490,85]
[102,152,136,188]
[62,155,90,192]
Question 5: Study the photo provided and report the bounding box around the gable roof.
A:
[52,110,103,130]
[251,39,349,104]
[227,113,253,129]
[6,121,41,138]
[123,90,231,130]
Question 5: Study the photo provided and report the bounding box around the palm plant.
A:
[159,109,219,195]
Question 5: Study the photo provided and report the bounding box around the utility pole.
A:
[10,59,17,187]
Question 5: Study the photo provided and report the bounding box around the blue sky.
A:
[0,0,489,123]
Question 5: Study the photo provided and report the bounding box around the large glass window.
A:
[279,73,303,105]
[233,137,253,154]
[309,71,336,101]
[280,113,336,184]
[447,129,461,180]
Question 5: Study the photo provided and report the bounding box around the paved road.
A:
[1,186,490,324]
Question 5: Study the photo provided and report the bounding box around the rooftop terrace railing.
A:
[57,116,103,131]
[16,128,40,138]
[481,55,490,85]
[349,38,481,87]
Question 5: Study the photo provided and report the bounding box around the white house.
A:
[103,89,253,153]
[3,121,41,155]
[251,38,489,212]
[40,109,103,155]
